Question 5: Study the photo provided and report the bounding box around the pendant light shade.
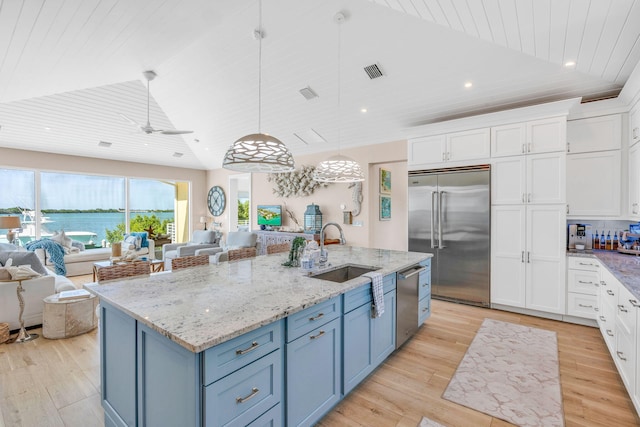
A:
[314,155,364,182]
[223,133,294,172]
[313,12,364,184]
[222,0,294,173]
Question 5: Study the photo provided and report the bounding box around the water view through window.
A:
[1,169,177,247]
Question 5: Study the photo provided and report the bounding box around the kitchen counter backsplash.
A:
[568,250,640,300]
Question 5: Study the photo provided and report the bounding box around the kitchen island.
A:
[86,246,431,427]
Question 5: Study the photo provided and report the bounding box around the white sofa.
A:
[162,230,220,270]
[34,240,155,277]
[0,269,75,330]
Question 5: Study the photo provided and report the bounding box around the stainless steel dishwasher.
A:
[396,264,426,349]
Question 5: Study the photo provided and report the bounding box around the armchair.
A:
[162,230,221,270]
[208,231,258,264]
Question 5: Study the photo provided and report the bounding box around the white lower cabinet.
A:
[616,283,637,394]
[491,204,566,314]
[566,257,600,319]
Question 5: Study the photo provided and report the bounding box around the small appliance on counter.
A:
[617,223,640,256]
[567,223,592,250]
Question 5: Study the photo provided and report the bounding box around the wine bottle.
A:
[594,230,600,249]
[605,231,612,250]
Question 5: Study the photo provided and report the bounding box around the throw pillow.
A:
[123,234,142,250]
[0,251,48,276]
[0,243,19,252]
[50,230,73,249]
[129,232,149,248]
[6,263,41,280]
[71,240,85,252]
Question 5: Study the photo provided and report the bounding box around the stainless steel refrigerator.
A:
[408,166,490,307]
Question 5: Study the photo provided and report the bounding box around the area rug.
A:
[418,416,447,427]
[442,318,564,427]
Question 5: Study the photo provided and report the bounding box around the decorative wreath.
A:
[268,165,330,198]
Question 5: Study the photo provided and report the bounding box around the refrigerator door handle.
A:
[438,191,445,249]
[430,191,437,248]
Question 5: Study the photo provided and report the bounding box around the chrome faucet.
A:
[319,222,346,264]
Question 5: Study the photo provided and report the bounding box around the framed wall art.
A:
[379,168,391,194]
[379,195,391,220]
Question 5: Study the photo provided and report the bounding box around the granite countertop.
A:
[568,249,640,299]
[85,246,431,353]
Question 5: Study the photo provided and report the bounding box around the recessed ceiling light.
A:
[98,141,112,148]
[564,61,576,68]
[173,152,183,158]
[44,127,53,130]
[360,108,367,113]
[464,82,473,88]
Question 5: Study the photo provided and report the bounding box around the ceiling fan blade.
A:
[160,129,194,135]
[119,113,140,126]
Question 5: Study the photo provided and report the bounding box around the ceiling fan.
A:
[120,70,193,135]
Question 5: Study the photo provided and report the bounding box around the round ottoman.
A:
[43,293,98,339]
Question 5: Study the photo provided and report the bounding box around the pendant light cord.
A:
[337,14,343,155]
[146,78,151,126]
[257,0,263,133]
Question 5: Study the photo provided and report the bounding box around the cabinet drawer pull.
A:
[522,143,526,154]
[309,312,324,322]
[578,304,593,308]
[618,305,628,313]
[606,329,614,337]
[578,262,597,267]
[310,330,325,340]
[599,316,606,322]
[236,387,259,404]
[528,142,532,153]
[607,290,615,296]
[577,280,594,285]
[527,193,531,203]
[630,299,640,308]
[422,307,428,313]
[521,251,524,263]
[617,351,627,362]
[594,307,599,312]
[235,341,259,355]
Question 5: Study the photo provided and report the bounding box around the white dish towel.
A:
[363,271,384,318]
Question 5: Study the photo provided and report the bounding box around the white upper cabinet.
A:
[407,135,446,166]
[567,151,621,217]
[630,143,640,217]
[567,114,622,153]
[526,117,566,154]
[630,105,640,147]
[492,153,565,205]
[491,117,566,157]
[446,128,490,162]
[408,128,489,168]
[491,123,527,157]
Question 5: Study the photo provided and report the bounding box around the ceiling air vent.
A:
[293,133,309,145]
[364,63,384,79]
[98,141,112,148]
[173,152,184,158]
[299,86,318,100]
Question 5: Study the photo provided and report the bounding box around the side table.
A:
[0,278,38,343]
[43,293,98,339]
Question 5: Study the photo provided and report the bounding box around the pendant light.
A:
[314,12,364,183]
[223,0,295,173]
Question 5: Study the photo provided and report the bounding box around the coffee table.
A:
[93,259,164,281]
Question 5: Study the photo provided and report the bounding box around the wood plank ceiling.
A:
[0,0,638,170]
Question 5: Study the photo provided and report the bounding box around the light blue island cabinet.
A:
[88,246,432,427]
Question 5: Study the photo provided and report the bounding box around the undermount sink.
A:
[307,264,380,283]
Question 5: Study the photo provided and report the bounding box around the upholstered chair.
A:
[206,231,258,263]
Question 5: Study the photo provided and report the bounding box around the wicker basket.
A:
[0,322,9,344]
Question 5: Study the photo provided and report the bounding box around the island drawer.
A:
[203,320,283,385]
[343,274,396,313]
[567,257,600,271]
[286,296,341,343]
[419,295,431,325]
[204,349,282,427]
[418,270,431,301]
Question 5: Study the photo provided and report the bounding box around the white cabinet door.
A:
[408,135,446,167]
[447,128,490,162]
[567,115,622,153]
[527,117,566,154]
[527,153,566,204]
[491,123,526,157]
[526,205,566,314]
[492,157,526,205]
[491,205,526,307]
[566,150,621,216]
[630,105,640,147]
[630,144,640,216]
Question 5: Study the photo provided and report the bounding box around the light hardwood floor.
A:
[1,276,638,427]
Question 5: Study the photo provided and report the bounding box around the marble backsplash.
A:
[567,219,637,235]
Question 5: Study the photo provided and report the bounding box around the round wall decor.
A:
[207,186,226,216]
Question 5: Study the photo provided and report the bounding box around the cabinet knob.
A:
[617,351,627,361]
